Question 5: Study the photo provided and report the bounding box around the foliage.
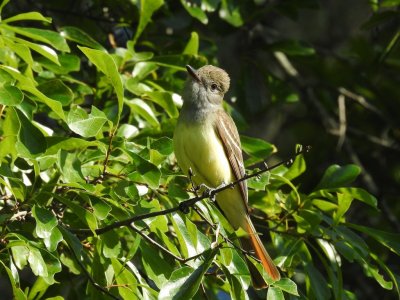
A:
[0,0,399,299]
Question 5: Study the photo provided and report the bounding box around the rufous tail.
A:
[241,217,280,287]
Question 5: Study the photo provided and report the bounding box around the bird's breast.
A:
[173,120,233,187]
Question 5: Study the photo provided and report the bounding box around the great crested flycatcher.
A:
[173,65,280,288]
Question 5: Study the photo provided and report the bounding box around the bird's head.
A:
[184,65,230,107]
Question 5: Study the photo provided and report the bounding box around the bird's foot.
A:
[199,181,226,203]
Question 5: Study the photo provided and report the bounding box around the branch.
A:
[69,145,311,236]
[67,241,121,300]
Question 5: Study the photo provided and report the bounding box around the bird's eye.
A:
[210,83,219,92]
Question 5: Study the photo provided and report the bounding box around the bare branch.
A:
[336,94,347,150]
[67,240,121,300]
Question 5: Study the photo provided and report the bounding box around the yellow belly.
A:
[173,120,247,229]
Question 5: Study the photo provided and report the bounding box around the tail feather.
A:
[242,217,280,286]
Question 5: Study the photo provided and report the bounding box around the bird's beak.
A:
[186,65,201,83]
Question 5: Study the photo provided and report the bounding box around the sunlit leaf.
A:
[2,12,51,23]
[2,25,69,52]
[0,84,23,106]
[180,0,208,24]
[183,32,199,55]
[79,47,123,125]
[315,164,361,190]
[15,108,47,157]
[32,205,57,239]
[38,79,74,106]
[60,26,105,50]
[133,0,164,45]
[159,249,218,300]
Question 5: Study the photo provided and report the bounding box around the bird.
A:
[173,64,280,289]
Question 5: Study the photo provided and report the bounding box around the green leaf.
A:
[381,0,400,7]
[305,263,330,299]
[79,47,123,125]
[270,40,315,56]
[43,226,63,252]
[247,170,270,190]
[140,242,173,287]
[315,164,361,190]
[219,0,243,27]
[101,231,121,258]
[54,195,98,233]
[0,0,10,15]
[2,11,51,23]
[60,26,105,50]
[150,54,198,69]
[111,258,141,299]
[14,37,60,65]
[0,84,23,106]
[241,135,276,166]
[273,278,299,295]
[38,248,62,284]
[15,108,47,157]
[2,25,69,52]
[144,91,179,118]
[27,245,48,277]
[151,137,174,156]
[348,223,400,255]
[57,149,85,183]
[159,249,218,300]
[36,53,80,74]
[11,244,29,269]
[183,32,199,55]
[222,266,247,300]
[293,209,322,234]
[67,106,108,137]
[125,98,159,127]
[333,226,369,257]
[267,286,284,300]
[27,277,50,300]
[362,257,393,290]
[37,79,74,106]
[334,192,353,224]
[282,146,306,180]
[116,123,139,139]
[131,61,158,81]
[3,36,34,66]
[45,136,102,155]
[127,151,161,189]
[133,0,165,45]
[58,226,83,259]
[170,213,210,258]
[32,205,57,239]
[92,198,112,220]
[312,187,377,208]
[0,261,26,300]
[181,0,208,24]
[0,65,65,120]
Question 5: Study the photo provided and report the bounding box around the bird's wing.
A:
[215,110,249,210]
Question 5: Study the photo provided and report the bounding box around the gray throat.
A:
[179,100,220,124]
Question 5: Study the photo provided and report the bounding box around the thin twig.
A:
[103,131,115,175]
[69,146,311,236]
[129,224,184,262]
[336,94,347,150]
[338,87,386,120]
[68,242,121,300]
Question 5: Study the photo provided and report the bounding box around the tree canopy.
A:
[0,0,399,299]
